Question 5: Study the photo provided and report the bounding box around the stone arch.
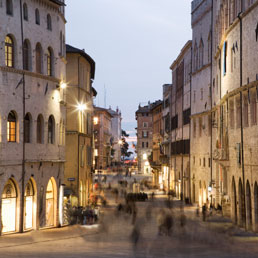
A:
[1,178,20,233]
[24,177,37,230]
[254,182,258,231]
[45,177,57,227]
[246,180,252,230]
[231,176,237,224]
[238,178,245,227]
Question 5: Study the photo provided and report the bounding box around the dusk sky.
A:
[66,0,192,143]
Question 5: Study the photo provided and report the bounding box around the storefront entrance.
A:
[2,179,18,233]
[46,179,55,227]
[24,179,35,230]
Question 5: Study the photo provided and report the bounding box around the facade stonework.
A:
[65,45,96,207]
[0,0,66,234]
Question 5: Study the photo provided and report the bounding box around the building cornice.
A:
[0,66,60,83]
[170,40,192,70]
[191,62,211,77]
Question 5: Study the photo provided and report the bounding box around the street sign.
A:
[67,178,75,181]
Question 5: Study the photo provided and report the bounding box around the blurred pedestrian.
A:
[132,202,137,225]
[145,204,152,221]
[202,204,207,221]
[131,224,140,255]
[164,212,173,236]
[157,209,165,235]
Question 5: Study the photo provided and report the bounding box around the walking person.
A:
[202,204,207,221]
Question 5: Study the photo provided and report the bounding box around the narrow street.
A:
[0,174,258,258]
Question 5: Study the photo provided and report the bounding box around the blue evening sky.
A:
[66,0,192,142]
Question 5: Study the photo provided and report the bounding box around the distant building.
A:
[108,107,122,164]
[170,40,191,199]
[65,44,96,207]
[160,84,172,191]
[150,100,163,187]
[94,107,113,170]
[136,101,161,174]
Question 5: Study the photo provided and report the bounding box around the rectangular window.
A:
[199,117,202,137]
[143,122,148,128]
[79,145,85,167]
[208,158,211,167]
[183,108,191,125]
[236,98,241,128]
[243,95,249,127]
[142,142,144,148]
[146,142,149,148]
[223,41,227,76]
[229,100,235,129]
[87,146,92,166]
[193,119,196,138]
[203,157,206,167]
[251,91,257,125]
[142,131,148,138]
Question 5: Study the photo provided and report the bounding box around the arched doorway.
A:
[246,180,252,230]
[46,178,56,227]
[79,181,83,207]
[192,182,196,203]
[203,182,207,204]
[2,179,18,233]
[24,179,35,230]
[231,177,237,224]
[199,181,202,206]
[254,182,258,231]
[238,179,244,227]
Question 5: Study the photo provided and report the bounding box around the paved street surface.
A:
[1,174,258,258]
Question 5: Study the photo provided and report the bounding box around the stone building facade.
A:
[0,0,66,234]
[189,0,258,231]
[135,103,154,174]
[65,45,96,207]
[211,0,258,230]
[150,100,162,187]
[93,107,112,170]
[108,107,122,164]
[170,41,192,200]
[191,0,213,206]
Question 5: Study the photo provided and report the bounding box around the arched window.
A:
[48,116,55,144]
[5,35,14,68]
[47,14,52,30]
[6,0,13,15]
[24,113,31,143]
[7,111,17,142]
[194,42,198,71]
[37,114,44,144]
[35,43,42,74]
[23,39,30,71]
[60,31,63,56]
[23,3,28,21]
[199,39,204,68]
[47,47,53,76]
[35,8,40,25]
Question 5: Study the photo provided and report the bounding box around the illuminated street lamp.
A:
[118,139,123,145]
[77,103,87,111]
[60,82,67,89]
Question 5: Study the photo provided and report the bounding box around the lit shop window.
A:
[7,111,16,142]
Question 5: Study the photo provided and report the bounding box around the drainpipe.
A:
[77,56,81,205]
[238,12,246,229]
[19,0,26,233]
[210,0,214,207]
[181,61,184,200]
[189,45,192,204]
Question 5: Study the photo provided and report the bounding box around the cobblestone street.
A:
[1,179,258,258]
